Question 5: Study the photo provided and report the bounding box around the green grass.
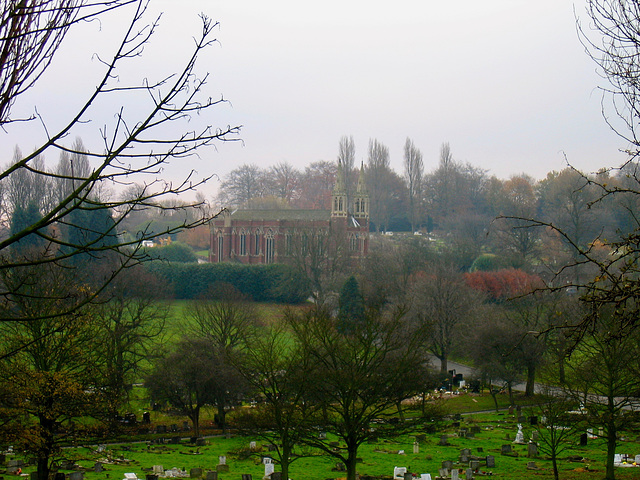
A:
[10,395,640,480]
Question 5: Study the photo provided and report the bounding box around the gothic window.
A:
[265,229,275,264]
[355,199,360,213]
[338,197,343,211]
[217,235,224,262]
[349,233,357,252]
[285,232,292,256]
[254,231,261,255]
[239,229,247,256]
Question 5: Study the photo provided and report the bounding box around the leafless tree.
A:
[0,0,240,321]
[337,135,355,210]
[403,137,423,232]
[218,164,265,208]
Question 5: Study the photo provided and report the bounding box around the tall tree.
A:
[337,135,356,211]
[403,137,423,232]
[218,164,265,208]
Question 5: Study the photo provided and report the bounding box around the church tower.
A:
[353,162,369,220]
[331,159,348,218]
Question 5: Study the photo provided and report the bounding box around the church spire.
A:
[353,161,369,219]
[332,159,347,217]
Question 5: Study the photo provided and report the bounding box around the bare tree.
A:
[0,0,240,321]
[403,137,423,232]
[218,164,265,208]
[337,135,355,211]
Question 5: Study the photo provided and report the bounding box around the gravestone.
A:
[216,457,228,473]
[442,460,453,471]
[451,469,459,480]
[249,441,257,451]
[170,437,180,445]
[452,421,460,428]
[205,472,217,480]
[531,431,539,442]
[501,444,512,455]
[461,449,471,456]
[529,416,538,426]
[421,475,432,480]
[527,443,538,458]
[170,424,178,432]
[69,472,83,480]
[635,455,640,464]
[182,421,189,431]
[270,473,282,480]
[152,466,163,475]
[145,476,158,480]
[264,463,275,477]
[334,463,345,472]
[469,460,479,471]
[413,441,419,454]
[527,462,537,469]
[438,468,449,479]
[476,447,483,453]
[156,425,167,434]
[580,433,588,446]
[404,473,413,480]
[241,475,252,480]
[195,438,206,447]
[189,468,202,478]
[439,435,449,446]
[518,416,526,423]
[393,466,407,479]
[486,456,495,468]
[465,468,473,480]
[458,430,466,438]
[218,456,226,465]
[514,424,525,444]
[470,426,481,435]
[142,412,151,424]
[94,463,103,473]
[459,453,468,464]
[318,432,326,440]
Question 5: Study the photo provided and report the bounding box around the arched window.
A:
[239,229,247,256]
[217,235,224,262]
[265,229,275,264]
[349,233,357,252]
[254,230,261,255]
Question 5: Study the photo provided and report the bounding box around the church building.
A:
[209,163,369,264]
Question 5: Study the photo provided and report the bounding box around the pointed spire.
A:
[334,159,346,194]
[356,161,367,194]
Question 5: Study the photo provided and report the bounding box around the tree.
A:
[234,324,313,480]
[289,306,435,480]
[403,137,423,232]
[145,338,218,436]
[337,275,365,334]
[264,161,301,204]
[562,310,640,480]
[337,135,356,210]
[0,0,240,321]
[0,263,106,480]
[92,265,169,418]
[295,160,336,210]
[218,164,265,208]
[409,262,483,374]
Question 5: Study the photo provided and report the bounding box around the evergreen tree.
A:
[338,276,365,334]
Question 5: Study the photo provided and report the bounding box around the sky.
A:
[2,0,631,198]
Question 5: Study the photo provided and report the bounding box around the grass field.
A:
[7,393,640,480]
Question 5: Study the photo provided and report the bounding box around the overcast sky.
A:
[2,0,631,197]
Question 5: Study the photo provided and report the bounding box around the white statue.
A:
[514,424,525,444]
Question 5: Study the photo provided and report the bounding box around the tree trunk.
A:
[346,443,359,480]
[217,404,227,434]
[37,416,55,480]
[525,365,536,397]
[439,355,448,375]
[605,419,617,480]
[396,399,405,422]
[551,455,559,480]
[280,442,291,480]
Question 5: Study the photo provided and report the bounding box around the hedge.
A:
[146,262,311,304]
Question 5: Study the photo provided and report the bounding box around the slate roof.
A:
[227,209,331,222]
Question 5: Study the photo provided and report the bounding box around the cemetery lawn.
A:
[10,395,640,480]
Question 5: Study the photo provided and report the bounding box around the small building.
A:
[209,163,369,264]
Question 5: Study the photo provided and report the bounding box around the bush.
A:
[146,242,198,263]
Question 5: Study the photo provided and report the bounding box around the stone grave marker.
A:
[123,474,137,480]
[393,466,407,479]
[635,455,640,464]
[438,468,449,479]
[271,473,282,480]
[69,472,83,480]
[442,460,453,471]
[531,431,539,442]
[451,469,459,480]
[486,456,495,468]
[189,468,202,478]
[459,453,468,464]
[241,475,252,480]
[501,444,512,455]
[145,475,158,480]
[249,441,257,451]
[529,416,538,425]
[527,443,538,458]
[470,426,481,435]
[476,447,483,454]
[205,472,217,480]
[94,463,103,473]
[580,433,588,446]
[152,466,163,475]
[465,468,473,480]
[527,462,538,469]
[439,435,449,446]
[264,462,275,477]
[470,460,479,471]
[195,438,206,447]
[413,441,419,454]
[508,406,514,415]
[404,473,413,480]
[216,456,229,473]
[518,416,526,423]
[421,474,432,480]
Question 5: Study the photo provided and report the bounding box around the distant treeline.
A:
[146,262,310,304]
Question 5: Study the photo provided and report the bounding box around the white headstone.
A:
[264,463,275,477]
[394,467,407,480]
[451,469,459,480]
[635,454,640,464]
[124,474,138,480]
[421,475,432,480]
[153,466,164,475]
[614,454,622,465]
[250,441,257,451]
[219,456,226,466]
[413,441,419,454]
[263,458,272,465]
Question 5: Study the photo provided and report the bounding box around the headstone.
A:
[241,475,252,480]
[413,441,419,454]
[501,445,512,454]
[486,456,495,468]
[527,443,538,458]
[458,430,466,438]
[469,460,479,471]
[182,421,189,431]
[461,449,471,456]
[421,475,432,480]
[614,454,622,464]
[264,463,275,477]
[465,468,473,480]
[635,455,640,464]
[195,438,206,447]
[170,424,178,432]
[476,447,483,453]
[527,462,537,469]
[69,472,83,480]
[250,441,257,451]
[459,454,468,464]
[470,426,481,435]
[123,474,137,480]
[452,421,460,428]
[404,473,413,480]
[319,432,327,440]
[580,433,588,446]
[152,466,163,475]
[518,416,526,423]
[439,435,449,446]
[438,469,448,479]
[508,406,514,415]
[393,466,407,480]
[531,431,539,442]
[442,460,453,471]
[451,469,459,480]
[205,472,217,480]
[270,473,282,480]
[189,468,202,478]
[215,465,229,473]
[156,425,167,434]
[146,476,158,480]
[218,456,226,466]
[516,405,522,413]
[529,416,538,426]
[94,463,103,473]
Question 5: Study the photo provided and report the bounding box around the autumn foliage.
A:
[464,269,543,301]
